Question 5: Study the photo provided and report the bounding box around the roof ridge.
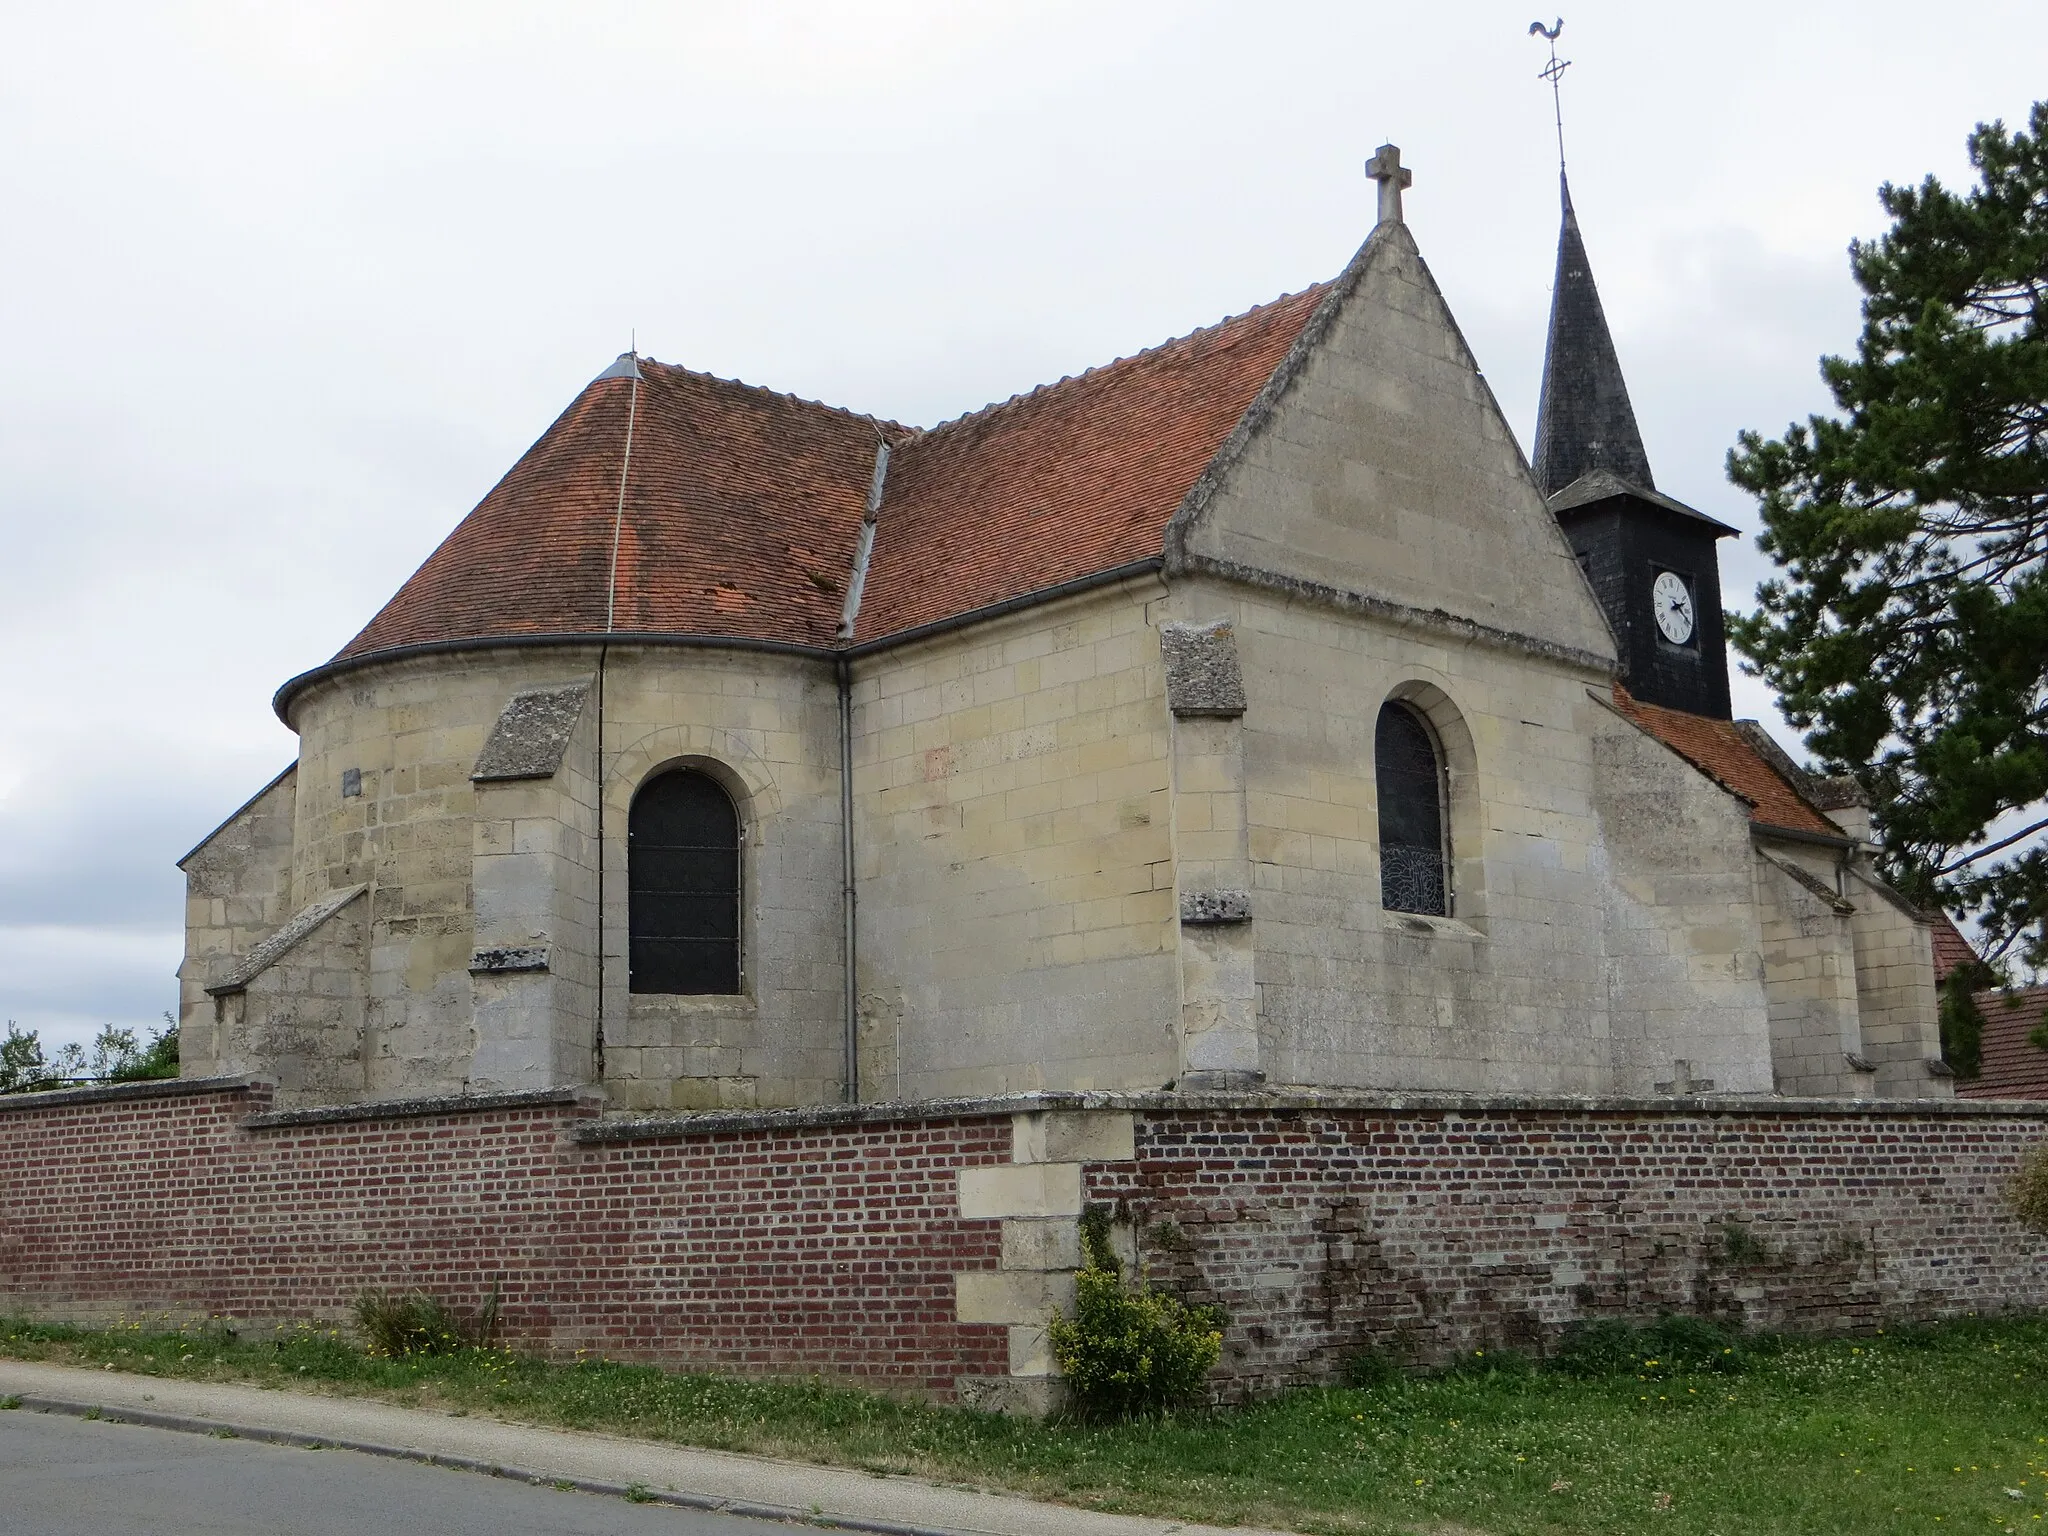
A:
[637,356,914,438]
[911,285,1331,441]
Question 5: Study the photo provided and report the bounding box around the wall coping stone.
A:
[0,1074,273,1116]
[571,1086,2048,1142]
[243,1086,605,1130]
[25,1080,2028,1134]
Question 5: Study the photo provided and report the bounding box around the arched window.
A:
[628,770,740,994]
[1375,702,1449,917]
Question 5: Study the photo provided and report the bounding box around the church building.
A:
[177,150,1955,1111]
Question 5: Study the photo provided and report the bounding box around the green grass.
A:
[3,1313,2046,1534]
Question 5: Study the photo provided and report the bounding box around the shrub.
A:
[1047,1207,1224,1421]
[2011,1142,2048,1237]
[352,1284,500,1357]
[1551,1314,1752,1379]
[1341,1347,1399,1389]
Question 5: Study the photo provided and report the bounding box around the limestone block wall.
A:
[213,894,369,1105]
[1172,220,1616,675]
[288,650,570,1097]
[1754,845,1874,1098]
[177,766,298,1076]
[850,581,1179,1101]
[469,695,600,1093]
[277,643,845,1109]
[1145,578,1778,1097]
[1845,864,1951,1098]
[1586,700,1776,1095]
[598,646,847,1111]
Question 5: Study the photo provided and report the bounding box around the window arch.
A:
[628,769,741,994]
[1375,701,1449,917]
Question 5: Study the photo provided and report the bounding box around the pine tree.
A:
[1730,102,2048,976]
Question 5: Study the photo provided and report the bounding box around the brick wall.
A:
[1091,1104,2048,1400]
[0,1079,1009,1396]
[3,1081,2045,1405]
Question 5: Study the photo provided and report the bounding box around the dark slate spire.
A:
[1531,173,1656,496]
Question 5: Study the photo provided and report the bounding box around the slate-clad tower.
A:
[1536,174,1736,719]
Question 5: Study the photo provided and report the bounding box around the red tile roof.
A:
[852,287,1329,643]
[1607,686,1843,837]
[341,364,889,657]
[1957,984,2048,1100]
[334,287,1329,669]
[1931,912,1983,982]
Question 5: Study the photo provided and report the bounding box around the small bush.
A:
[2011,1142,2048,1237]
[1442,1346,1535,1378]
[1551,1314,1751,1379]
[352,1284,500,1357]
[1341,1348,1399,1389]
[1047,1207,1224,1421]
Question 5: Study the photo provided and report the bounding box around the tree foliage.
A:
[0,1015,179,1094]
[1729,102,2048,974]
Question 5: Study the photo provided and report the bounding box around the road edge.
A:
[0,1392,971,1536]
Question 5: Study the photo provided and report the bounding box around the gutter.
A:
[274,560,1171,725]
[1749,821,1855,851]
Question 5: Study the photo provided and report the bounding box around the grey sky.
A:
[4,1,2044,1047]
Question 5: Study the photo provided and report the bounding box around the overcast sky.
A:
[4,0,2043,1048]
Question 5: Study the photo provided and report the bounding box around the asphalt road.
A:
[0,1408,785,1536]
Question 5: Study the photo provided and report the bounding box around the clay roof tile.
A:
[1957,984,2048,1099]
[1608,685,1844,838]
[332,286,1330,669]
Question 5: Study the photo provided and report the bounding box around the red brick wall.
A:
[0,1082,1009,1396]
[1090,1106,2048,1398]
[5,1084,2046,1402]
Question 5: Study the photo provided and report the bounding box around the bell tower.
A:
[1533,173,1737,718]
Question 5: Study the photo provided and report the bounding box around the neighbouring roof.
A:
[1609,685,1845,838]
[1958,985,2048,1100]
[318,285,1331,687]
[1932,912,1983,982]
[1531,174,1657,498]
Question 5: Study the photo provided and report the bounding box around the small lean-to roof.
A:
[1958,985,2048,1100]
[851,286,1330,643]
[1608,685,1844,838]
[1545,467,1740,537]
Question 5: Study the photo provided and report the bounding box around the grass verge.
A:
[2,1313,2045,1534]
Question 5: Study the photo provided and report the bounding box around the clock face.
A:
[1652,570,1696,644]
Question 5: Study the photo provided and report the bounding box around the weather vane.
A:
[1528,17,1569,173]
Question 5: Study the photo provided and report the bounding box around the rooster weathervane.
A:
[1529,17,1570,172]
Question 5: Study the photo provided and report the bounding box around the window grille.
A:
[1375,702,1449,917]
[628,770,741,994]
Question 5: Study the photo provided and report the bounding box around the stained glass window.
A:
[628,770,741,994]
[1376,703,1448,917]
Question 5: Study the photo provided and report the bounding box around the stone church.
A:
[177,150,1954,1112]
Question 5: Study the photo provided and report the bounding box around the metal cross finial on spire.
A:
[1365,143,1412,225]
[1528,17,1570,174]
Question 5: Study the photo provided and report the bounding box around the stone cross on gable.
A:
[1366,143,1412,225]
